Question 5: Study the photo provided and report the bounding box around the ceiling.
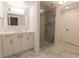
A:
[24,1,37,6]
[5,1,37,9]
[40,1,57,12]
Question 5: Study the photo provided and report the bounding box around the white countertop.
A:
[0,30,35,35]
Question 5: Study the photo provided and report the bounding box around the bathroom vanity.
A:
[0,1,38,58]
[0,32,34,57]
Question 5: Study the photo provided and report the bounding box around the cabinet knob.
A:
[21,34,23,38]
[18,34,23,38]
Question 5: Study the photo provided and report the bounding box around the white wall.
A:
[29,5,36,31]
[0,2,3,17]
[28,1,40,52]
[54,2,75,53]
[30,2,40,52]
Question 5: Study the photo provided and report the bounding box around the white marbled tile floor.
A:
[17,45,79,58]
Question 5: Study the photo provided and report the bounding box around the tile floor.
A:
[40,40,53,48]
[17,45,79,58]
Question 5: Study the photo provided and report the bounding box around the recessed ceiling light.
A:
[58,1,68,4]
[58,1,64,4]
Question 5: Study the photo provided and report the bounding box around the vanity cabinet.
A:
[1,32,34,57]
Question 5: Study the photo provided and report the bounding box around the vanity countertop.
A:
[0,30,35,35]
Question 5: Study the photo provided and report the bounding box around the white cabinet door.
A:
[21,33,34,52]
[26,33,34,49]
[0,36,2,57]
[21,33,28,52]
[13,34,21,54]
[2,35,14,57]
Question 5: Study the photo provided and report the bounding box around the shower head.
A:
[40,9,45,13]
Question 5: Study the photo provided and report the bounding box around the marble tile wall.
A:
[45,11,55,43]
[40,13,45,41]
[40,11,55,43]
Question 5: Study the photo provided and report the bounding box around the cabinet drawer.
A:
[4,35,11,37]
[3,34,12,39]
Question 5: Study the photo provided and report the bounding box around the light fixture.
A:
[40,9,45,13]
[10,7,25,15]
[58,1,64,4]
[6,1,27,9]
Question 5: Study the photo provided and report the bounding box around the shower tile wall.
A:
[40,13,45,41]
[40,11,55,43]
[45,11,55,43]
